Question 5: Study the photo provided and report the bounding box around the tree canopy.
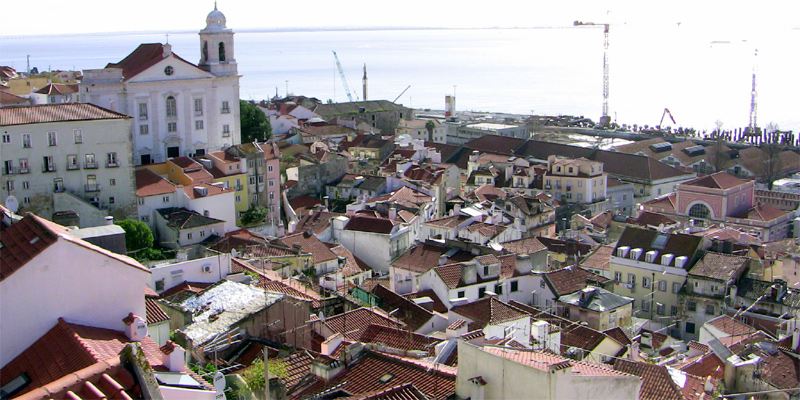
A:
[240,100,272,143]
[117,219,154,252]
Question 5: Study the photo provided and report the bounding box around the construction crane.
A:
[573,20,610,127]
[748,48,758,133]
[659,108,677,127]
[393,85,411,103]
[332,51,356,102]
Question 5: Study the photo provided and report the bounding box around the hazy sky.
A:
[3,0,798,37]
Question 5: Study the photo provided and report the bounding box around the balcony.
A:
[85,184,101,192]
[235,185,243,191]
[42,166,57,173]
[84,161,98,169]
[53,186,65,193]
[106,161,119,168]
[66,163,80,171]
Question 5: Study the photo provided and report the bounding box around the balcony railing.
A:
[84,161,98,169]
[85,184,101,192]
[106,161,119,168]
[54,186,65,193]
[66,163,80,170]
[42,165,56,173]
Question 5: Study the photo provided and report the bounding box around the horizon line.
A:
[0,25,580,39]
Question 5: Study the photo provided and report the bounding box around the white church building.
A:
[80,5,241,165]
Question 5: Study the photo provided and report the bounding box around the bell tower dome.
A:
[199,2,237,77]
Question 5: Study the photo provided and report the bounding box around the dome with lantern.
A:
[204,3,228,32]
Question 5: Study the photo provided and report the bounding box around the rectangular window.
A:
[685,322,696,334]
[187,232,193,240]
[478,287,486,298]
[656,303,665,315]
[222,124,231,137]
[671,305,678,316]
[195,120,204,130]
[221,100,230,114]
[139,125,149,135]
[67,154,78,170]
[18,158,28,173]
[194,98,203,116]
[687,301,697,312]
[106,152,118,167]
[138,198,144,205]
[642,276,651,289]
[85,154,97,168]
[3,160,12,175]
[138,103,148,120]
[47,131,57,146]
[495,284,503,295]
[268,165,273,172]
[42,156,55,172]
[457,290,465,298]
[627,273,636,285]
[249,176,256,185]
[168,122,177,133]
[658,280,667,292]
[1,134,9,143]
[268,180,274,187]
[22,181,29,190]
[109,196,115,204]
[235,195,241,202]
[200,230,205,238]
[23,196,30,204]
[22,134,31,148]
[614,271,622,282]
[5,180,14,191]
[73,129,82,144]
[110,178,116,186]
[705,304,715,315]
[162,196,170,203]
[672,282,681,293]
[642,300,650,312]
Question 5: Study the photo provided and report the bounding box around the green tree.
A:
[240,100,272,143]
[118,218,154,252]
[240,206,268,226]
[425,120,436,141]
[240,358,287,396]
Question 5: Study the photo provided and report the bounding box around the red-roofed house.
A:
[0,213,150,367]
[455,342,641,400]
[641,171,793,241]
[81,5,242,165]
[335,213,414,274]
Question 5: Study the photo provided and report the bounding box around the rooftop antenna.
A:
[748,48,759,134]
[165,33,169,44]
[26,55,30,75]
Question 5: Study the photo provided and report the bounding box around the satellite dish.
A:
[213,371,226,393]
[4,195,19,213]
[230,248,239,258]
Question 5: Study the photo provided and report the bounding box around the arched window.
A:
[202,41,208,62]
[166,96,177,118]
[688,203,710,220]
[218,42,226,62]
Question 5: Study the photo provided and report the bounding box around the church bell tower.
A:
[199,2,237,77]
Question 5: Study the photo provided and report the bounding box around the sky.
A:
[2,0,798,37]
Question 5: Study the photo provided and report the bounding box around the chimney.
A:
[704,377,714,394]
[321,333,344,356]
[323,195,330,211]
[104,215,114,225]
[389,206,397,221]
[161,341,187,372]
[162,43,172,57]
[438,255,448,266]
[454,203,462,215]
[122,313,148,342]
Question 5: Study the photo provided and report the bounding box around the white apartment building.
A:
[1,104,136,225]
[544,155,607,212]
[80,5,241,165]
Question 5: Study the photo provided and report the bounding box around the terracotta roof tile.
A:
[403,290,448,314]
[135,168,176,197]
[293,350,455,400]
[344,215,395,234]
[509,301,609,353]
[450,297,529,327]
[145,298,170,325]
[392,242,474,274]
[0,318,166,397]
[280,231,338,264]
[0,103,128,126]
[604,327,632,346]
[613,359,685,400]
[483,346,631,377]
[355,324,439,353]
[679,352,724,381]
[342,383,429,400]
[544,266,611,297]
[730,203,788,222]
[295,211,341,235]
[680,171,748,190]
[371,284,433,331]
[256,278,322,309]
[159,281,213,302]
[688,252,749,282]
[106,43,203,81]
[706,315,756,337]
[500,237,548,255]
[157,207,224,230]
[0,213,147,282]
[581,245,614,272]
[323,308,404,339]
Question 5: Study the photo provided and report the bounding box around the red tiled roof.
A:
[0,213,147,282]
[106,43,203,81]
[159,281,213,300]
[16,358,139,400]
[344,215,395,234]
[581,245,614,272]
[508,301,609,354]
[371,284,434,331]
[483,347,631,377]
[404,290,448,314]
[0,103,128,126]
[355,324,439,353]
[681,171,748,190]
[392,242,471,274]
[469,184,507,202]
[135,168,175,197]
[450,297,529,327]
[145,298,170,325]
[730,203,788,222]
[500,236,547,255]
[295,211,340,235]
[182,183,232,199]
[280,231,338,264]
[680,353,724,381]
[641,193,678,214]
[629,211,678,228]
[707,315,756,337]
[288,195,322,213]
[256,278,321,309]
[35,83,79,95]
[294,350,455,400]
[613,359,685,400]
[323,308,404,339]
[342,383,429,400]
[465,222,506,238]
[604,327,632,346]
[0,91,30,106]
[0,318,166,397]
[330,244,370,277]
[544,266,610,297]
[424,214,469,229]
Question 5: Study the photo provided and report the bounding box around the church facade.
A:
[80,5,241,165]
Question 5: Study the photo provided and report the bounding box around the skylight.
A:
[651,233,669,250]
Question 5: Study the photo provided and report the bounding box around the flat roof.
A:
[465,122,520,130]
